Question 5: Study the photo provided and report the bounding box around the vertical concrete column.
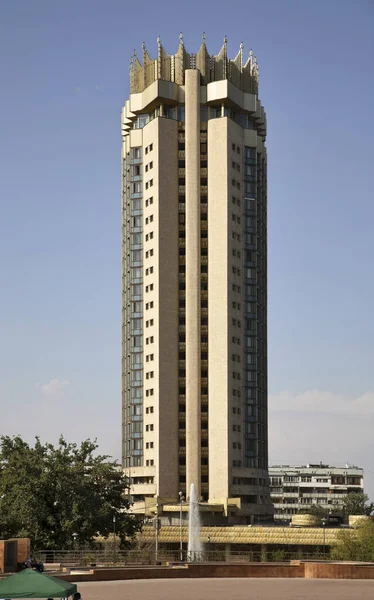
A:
[185,69,201,498]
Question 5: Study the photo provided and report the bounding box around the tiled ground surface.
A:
[75,577,374,600]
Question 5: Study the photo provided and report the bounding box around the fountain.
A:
[187,482,203,561]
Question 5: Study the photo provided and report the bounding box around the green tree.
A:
[305,504,341,521]
[343,492,374,516]
[331,519,374,561]
[0,436,141,550]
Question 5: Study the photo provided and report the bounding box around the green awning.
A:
[0,568,77,598]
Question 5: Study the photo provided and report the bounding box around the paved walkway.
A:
[76,577,374,599]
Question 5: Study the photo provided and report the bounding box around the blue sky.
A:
[1,1,374,497]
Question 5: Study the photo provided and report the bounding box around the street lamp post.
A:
[179,492,185,562]
[113,515,116,564]
[155,500,159,564]
[72,533,78,565]
[321,517,327,560]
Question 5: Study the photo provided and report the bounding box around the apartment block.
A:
[269,464,364,522]
[121,35,273,521]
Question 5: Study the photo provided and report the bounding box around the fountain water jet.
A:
[187,483,203,561]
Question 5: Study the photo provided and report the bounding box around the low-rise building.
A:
[269,464,363,522]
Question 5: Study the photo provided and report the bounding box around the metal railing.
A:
[35,548,330,568]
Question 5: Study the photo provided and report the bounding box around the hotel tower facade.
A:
[121,35,273,521]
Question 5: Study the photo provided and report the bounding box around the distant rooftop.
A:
[129,34,259,95]
[270,463,361,470]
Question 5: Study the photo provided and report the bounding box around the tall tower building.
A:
[121,35,273,521]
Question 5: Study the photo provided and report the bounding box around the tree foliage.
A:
[0,436,140,550]
[343,492,374,516]
[331,519,374,561]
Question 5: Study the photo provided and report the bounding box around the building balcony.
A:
[130,483,157,496]
[200,167,208,177]
[178,150,185,159]
[179,168,186,177]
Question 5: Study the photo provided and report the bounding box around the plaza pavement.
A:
[75,577,374,599]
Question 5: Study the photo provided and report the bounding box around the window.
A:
[245,147,256,161]
[246,268,256,280]
[132,182,141,194]
[132,335,142,347]
[132,301,142,313]
[245,181,255,195]
[132,318,142,330]
[132,250,142,262]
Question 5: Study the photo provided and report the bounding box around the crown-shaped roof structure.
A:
[129,34,259,95]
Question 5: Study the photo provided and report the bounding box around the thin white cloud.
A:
[39,378,70,396]
[270,389,374,415]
